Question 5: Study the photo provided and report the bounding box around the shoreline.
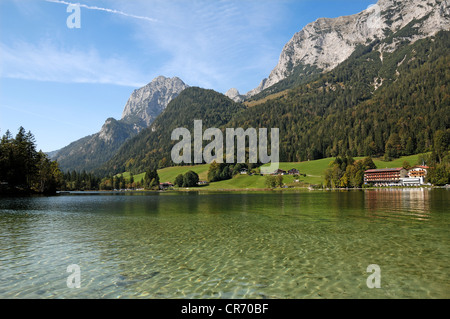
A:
[50,185,446,195]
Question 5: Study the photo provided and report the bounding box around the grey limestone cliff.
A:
[225,88,245,103]
[246,0,449,97]
[121,76,189,128]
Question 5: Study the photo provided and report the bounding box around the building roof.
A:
[412,165,429,169]
[364,168,404,173]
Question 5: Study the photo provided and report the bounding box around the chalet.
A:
[364,168,408,186]
[274,169,287,175]
[408,166,429,178]
[239,168,248,175]
[198,181,209,186]
[399,166,430,186]
[159,182,174,190]
[288,168,300,175]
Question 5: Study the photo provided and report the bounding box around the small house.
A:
[159,182,174,190]
[274,169,287,175]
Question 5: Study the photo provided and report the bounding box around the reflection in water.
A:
[0,190,449,299]
[365,188,432,221]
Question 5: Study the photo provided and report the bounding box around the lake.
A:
[0,189,448,299]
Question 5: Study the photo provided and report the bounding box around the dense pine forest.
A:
[99,87,246,175]
[227,31,449,163]
[0,127,63,195]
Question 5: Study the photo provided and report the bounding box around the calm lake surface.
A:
[0,189,449,299]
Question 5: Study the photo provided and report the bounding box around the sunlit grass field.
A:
[117,154,426,189]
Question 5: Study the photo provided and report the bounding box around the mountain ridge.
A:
[244,0,449,98]
[99,28,449,173]
[100,87,245,175]
[52,0,449,173]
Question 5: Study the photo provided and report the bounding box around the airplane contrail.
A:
[45,0,158,23]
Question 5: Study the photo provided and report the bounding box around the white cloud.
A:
[0,41,148,87]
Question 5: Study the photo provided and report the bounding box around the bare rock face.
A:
[225,88,245,103]
[121,76,189,127]
[246,0,450,97]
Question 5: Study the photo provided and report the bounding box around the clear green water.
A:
[0,189,448,299]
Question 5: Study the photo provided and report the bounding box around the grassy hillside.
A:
[203,174,267,190]
[158,165,210,183]
[243,90,289,108]
[115,171,146,184]
[371,154,424,169]
[116,165,210,184]
[117,154,426,190]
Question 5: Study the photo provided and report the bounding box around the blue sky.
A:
[0,0,376,152]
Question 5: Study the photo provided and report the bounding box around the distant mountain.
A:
[246,0,450,99]
[49,119,137,172]
[51,76,188,172]
[100,87,245,175]
[225,88,245,103]
[121,76,189,127]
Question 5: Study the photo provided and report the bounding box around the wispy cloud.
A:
[0,41,148,87]
[114,0,287,93]
[44,0,158,23]
[2,0,288,93]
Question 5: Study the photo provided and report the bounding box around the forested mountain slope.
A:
[101,87,245,174]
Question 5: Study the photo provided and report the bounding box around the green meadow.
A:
[158,165,210,183]
[117,154,426,190]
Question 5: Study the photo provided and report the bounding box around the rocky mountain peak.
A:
[246,0,449,97]
[121,76,189,127]
[225,88,244,102]
[98,118,117,143]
